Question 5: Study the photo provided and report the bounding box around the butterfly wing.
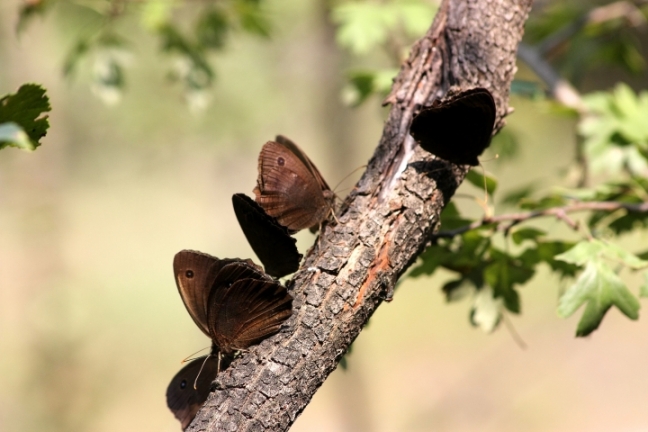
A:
[410,87,496,166]
[275,135,332,192]
[173,250,242,337]
[165,355,219,430]
[232,193,302,278]
[207,277,293,355]
[254,140,332,232]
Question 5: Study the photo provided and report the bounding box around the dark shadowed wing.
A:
[206,277,293,355]
[410,87,496,166]
[232,193,302,278]
[165,355,219,430]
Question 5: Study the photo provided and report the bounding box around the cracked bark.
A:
[187,0,532,430]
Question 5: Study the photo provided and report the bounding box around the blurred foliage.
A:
[580,83,648,176]
[333,0,437,106]
[524,1,648,83]
[0,84,51,151]
[17,0,271,106]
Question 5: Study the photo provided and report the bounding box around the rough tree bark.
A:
[188,0,533,430]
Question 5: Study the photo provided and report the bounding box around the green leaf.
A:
[484,250,533,314]
[640,272,648,298]
[519,194,566,210]
[197,9,230,49]
[511,227,546,245]
[555,240,606,266]
[409,244,452,277]
[0,84,50,150]
[17,0,51,33]
[470,286,502,333]
[500,183,538,206]
[599,241,648,270]
[442,278,474,302]
[489,128,520,163]
[438,201,472,231]
[140,0,176,31]
[0,122,34,151]
[556,239,648,270]
[535,241,579,278]
[235,0,271,38]
[332,3,397,54]
[465,170,497,195]
[557,260,640,337]
[395,1,437,37]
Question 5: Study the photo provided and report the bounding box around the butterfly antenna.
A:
[181,346,210,364]
[193,354,212,390]
[331,164,367,197]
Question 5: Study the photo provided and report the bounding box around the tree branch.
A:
[188,1,532,430]
[434,200,648,240]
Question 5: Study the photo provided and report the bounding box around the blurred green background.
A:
[2,0,648,431]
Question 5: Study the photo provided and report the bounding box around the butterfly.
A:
[254,135,335,232]
[166,355,227,430]
[232,193,302,278]
[409,87,496,166]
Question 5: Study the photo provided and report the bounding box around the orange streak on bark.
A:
[353,242,391,309]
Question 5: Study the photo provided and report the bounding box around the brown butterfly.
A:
[166,354,230,430]
[254,135,335,232]
[232,193,302,278]
[173,250,293,358]
[409,87,496,166]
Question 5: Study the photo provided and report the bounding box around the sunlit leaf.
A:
[396,1,437,37]
[557,260,640,337]
[640,272,648,298]
[141,0,176,31]
[332,3,397,54]
[0,122,34,151]
[470,286,502,333]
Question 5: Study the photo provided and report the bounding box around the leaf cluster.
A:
[524,2,647,83]
[332,0,437,106]
[410,83,648,337]
[410,202,577,333]
[16,0,271,105]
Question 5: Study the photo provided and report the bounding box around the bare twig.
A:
[434,200,648,239]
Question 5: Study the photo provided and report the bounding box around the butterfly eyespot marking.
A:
[185,270,194,279]
[180,379,187,389]
[277,156,285,166]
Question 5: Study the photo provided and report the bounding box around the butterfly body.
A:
[254,136,335,232]
[410,87,496,166]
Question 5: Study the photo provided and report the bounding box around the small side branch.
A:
[434,200,648,239]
